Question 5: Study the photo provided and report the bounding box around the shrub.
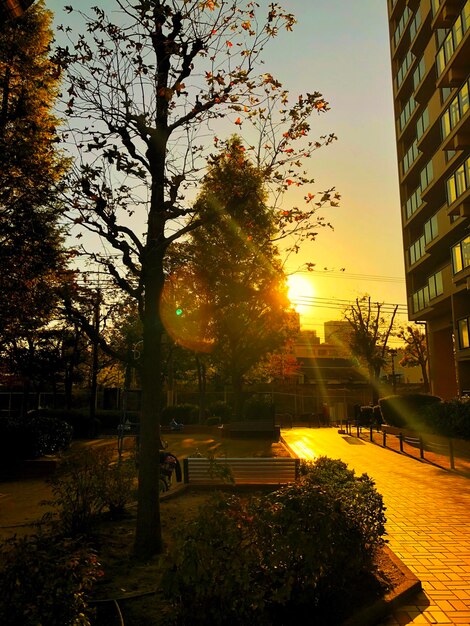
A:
[24,416,73,458]
[161,404,198,425]
[0,414,73,463]
[208,401,233,422]
[163,457,386,625]
[420,399,470,440]
[206,416,221,426]
[243,397,274,421]
[0,533,103,626]
[379,394,441,429]
[44,447,136,534]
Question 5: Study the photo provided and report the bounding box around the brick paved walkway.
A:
[282,427,470,625]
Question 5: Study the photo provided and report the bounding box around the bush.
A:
[24,416,73,458]
[0,414,73,463]
[161,404,198,425]
[243,397,274,421]
[0,533,103,626]
[379,394,441,429]
[208,401,233,422]
[44,447,136,535]
[420,399,470,440]
[163,457,386,625]
[206,416,221,426]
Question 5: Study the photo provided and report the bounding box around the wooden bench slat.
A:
[184,457,299,485]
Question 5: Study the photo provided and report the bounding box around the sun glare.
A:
[287,274,316,313]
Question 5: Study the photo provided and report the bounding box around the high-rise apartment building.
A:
[387,0,470,399]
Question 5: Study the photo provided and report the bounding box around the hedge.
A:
[378,394,441,429]
[163,457,386,625]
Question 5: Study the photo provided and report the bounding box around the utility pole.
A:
[89,288,101,437]
[390,348,398,394]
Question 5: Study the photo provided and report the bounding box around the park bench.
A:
[183,456,300,485]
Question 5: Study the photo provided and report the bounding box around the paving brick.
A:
[282,428,470,626]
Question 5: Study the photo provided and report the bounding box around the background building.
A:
[387,0,470,398]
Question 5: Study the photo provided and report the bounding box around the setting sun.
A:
[287,273,316,316]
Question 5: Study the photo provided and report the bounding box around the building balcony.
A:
[414,61,437,104]
[431,0,463,29]
[407,0,421,10]
[436,21,470,88]
[390,0,407,21]
[446,181,470,217]
[441,111,470,151]
[411,8,432,56]
[452,262,470,287]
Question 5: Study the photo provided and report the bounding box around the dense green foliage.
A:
[421,399,470,440]
[163,457,386,625]
[0,0,68,340]
[0,534,102,626]
[379,394,442,429]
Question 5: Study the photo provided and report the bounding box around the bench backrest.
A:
[183,457,299,485]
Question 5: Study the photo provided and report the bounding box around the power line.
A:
[295,269,405,284]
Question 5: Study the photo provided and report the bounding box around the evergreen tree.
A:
[0,0,68,337]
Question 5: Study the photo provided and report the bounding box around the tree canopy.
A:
[0,0,69,338]
[162,138,298,417]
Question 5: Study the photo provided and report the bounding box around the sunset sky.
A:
[46,0,409,341]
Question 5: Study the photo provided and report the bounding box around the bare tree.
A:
[396,325,429,393]
[344,296,398,404]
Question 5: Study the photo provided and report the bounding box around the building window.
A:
[413,57,426,91]
[451,235,470,274]
[428,270,443,300]
[405,185,423,219]
[441,78,470,140]
[394,7,411,48]
[409,233,426,265]
[458,317,470,349]
[424,213,438,244]
[397,50,415,89]
[446,156,470,206]
[416,107,429,140]
[412,285,430,313]
[436,2,470,77]
[431,0,442,18]
[420,159,434,191]
[409,9,422,43]
[399,94,417,130]
[402,138,420,174]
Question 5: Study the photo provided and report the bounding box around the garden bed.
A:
[90,489,419,626]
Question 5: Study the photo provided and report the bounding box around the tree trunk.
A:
[370,366,380,406]
[196,356,207,424]
[421,362,430,393]
[232,374,244,420]
[134,256,164,558]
